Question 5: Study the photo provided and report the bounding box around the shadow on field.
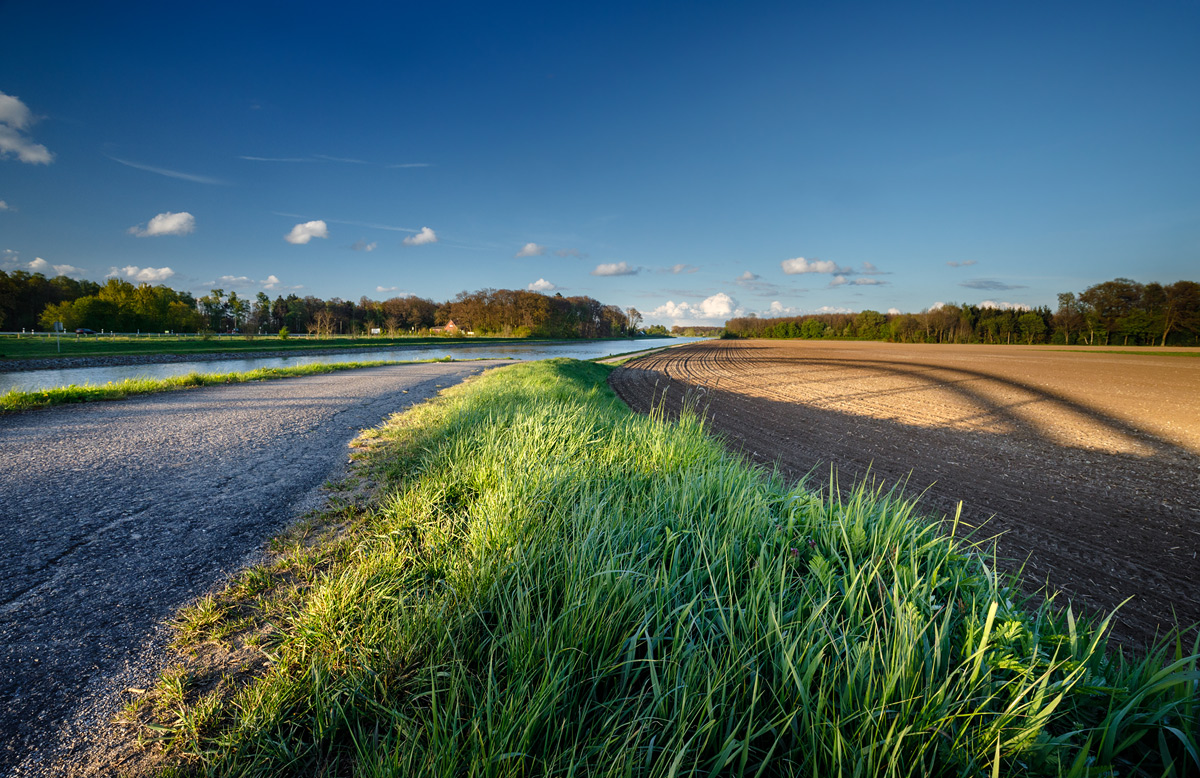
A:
[611,343,1200,648]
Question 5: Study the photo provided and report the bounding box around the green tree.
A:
[1018,311,1047,344]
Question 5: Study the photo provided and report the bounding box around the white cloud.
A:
[947,260,978,268]
[781,257,851,275]
[515,242,546,258]
[403,226,437,246]
[128,210,196,237]
[351,239,377,252]
[0,91,54,165]
[592,261,638,276]
[668,263,697,274]
[377,285,399,293]
[814,305,853,314]
[285,220,329,244]
[831,275,886,287]
[108,156,225,184]
[26,257,86,277]
[216,275,254,287]
[388,162,432,169]
[765,301,799,316]
[108,265,175,282]
[928,302,946,311]
[978,300,1031,311]
[861,262,886,275]
[887,307,901,315]
[527,277,558,292]
[650,292,740,321]
[314,154,368,164]
[0,200,9,211]
[239,155,312,162]
[261,275,302,291]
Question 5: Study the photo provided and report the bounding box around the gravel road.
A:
[0,361,509,775]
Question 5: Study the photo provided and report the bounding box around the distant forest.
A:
[0,270,641,339]
[725,278,1200,347]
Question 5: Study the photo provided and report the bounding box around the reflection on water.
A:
[0,338,698,394]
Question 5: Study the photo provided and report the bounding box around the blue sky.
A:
[2,1,1197,325]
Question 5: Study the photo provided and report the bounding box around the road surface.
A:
[0,361,508,775]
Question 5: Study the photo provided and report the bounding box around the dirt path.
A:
[0,361,508,776]
[610,340,1200,647]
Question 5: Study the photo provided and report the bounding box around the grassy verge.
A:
[0,334,647,361]
[120,359,1198,776]
[0,358,474,413]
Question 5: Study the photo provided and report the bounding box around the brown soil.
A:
[610,340,1200,647]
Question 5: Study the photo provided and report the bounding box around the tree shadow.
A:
[611,342,1200,648]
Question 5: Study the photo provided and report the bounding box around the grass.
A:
[124,359,1199,776]
[0,358,468,413]
[0,333,640,361]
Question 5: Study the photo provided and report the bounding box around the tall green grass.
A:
[150,359,1198,776]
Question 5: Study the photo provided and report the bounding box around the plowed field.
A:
[610,340,1200,646]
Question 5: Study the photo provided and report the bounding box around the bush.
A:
[278,327,289,340]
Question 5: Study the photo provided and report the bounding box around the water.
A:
[0,338,700,394]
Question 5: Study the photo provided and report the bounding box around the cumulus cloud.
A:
[216,275,254,287]
[26,257,86,277]
[555,248,585,258]
[666,263,698,274]
[736,271,759,282]
[351,239,377,252]
[814,305,853,314]
[0,200,10,211]
[765,301,800,316]
[928,302,946,311]
[285,220,329,244]
[403,226,437,246]
[515,242,546,258]
[781,256,850,275]
[592,261,638,276]
[650,292,740,321]
[261,275,302,291]
[947,260,978,268]
[960,279,1027,291]
[527,278,558,292]
[887,307,902,315]
[128,211,196,237]
[978,300,1031,311]
[377,285,399,293]
[861,262,887,275]
[108,265,175,282]
[0,91,54,164]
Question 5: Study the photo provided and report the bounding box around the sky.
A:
[2,1,1198,326]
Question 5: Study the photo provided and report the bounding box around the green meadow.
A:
[0,359,467,413]
[128,360,1197,776]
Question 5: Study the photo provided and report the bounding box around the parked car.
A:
[75,328,97,335]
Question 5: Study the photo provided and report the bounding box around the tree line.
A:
[724,278,1199,346]
[2,270,641,339]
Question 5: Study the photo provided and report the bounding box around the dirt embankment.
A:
[610,340,1200,647]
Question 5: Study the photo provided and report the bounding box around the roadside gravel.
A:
[0,360,510,776]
